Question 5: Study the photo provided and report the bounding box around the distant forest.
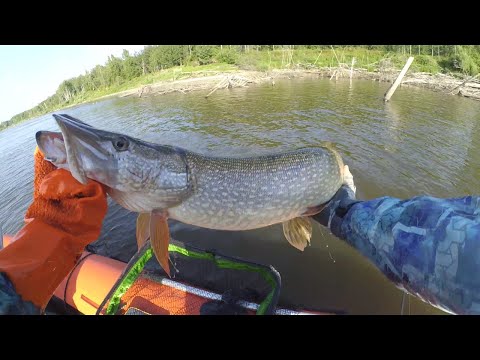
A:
[1,45,479,131]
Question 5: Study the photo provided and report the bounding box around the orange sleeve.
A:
[0,147,107,310]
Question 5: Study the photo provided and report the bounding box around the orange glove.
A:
[0,147,107,311]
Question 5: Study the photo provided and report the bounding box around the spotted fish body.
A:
[168,148,344,230]
[39,114,347,275]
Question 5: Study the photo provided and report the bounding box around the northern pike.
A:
[37,114,349,276]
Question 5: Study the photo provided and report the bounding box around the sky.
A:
[0,45,146,122]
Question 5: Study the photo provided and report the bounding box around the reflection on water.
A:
[1,78,479,314]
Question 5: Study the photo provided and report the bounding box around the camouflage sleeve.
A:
[336,195,480,315]
[0,272,40,315]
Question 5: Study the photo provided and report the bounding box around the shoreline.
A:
[2,67,479,131]
[112,68,480,102]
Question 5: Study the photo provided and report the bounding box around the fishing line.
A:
[400,292,406,315]
[169,255,179,276]
[408,293,411,315]
[400,292,411,315]
[318,224,336,263]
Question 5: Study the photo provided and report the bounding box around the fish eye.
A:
[113,136,129,151]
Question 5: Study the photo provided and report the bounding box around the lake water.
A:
[1,78,479,314]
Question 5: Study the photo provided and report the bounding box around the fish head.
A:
[51,114,190,195]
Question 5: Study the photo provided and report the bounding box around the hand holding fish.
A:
[0,146,107,312]
[312,167,480,315]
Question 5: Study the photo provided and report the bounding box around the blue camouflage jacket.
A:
[315,191,480,315]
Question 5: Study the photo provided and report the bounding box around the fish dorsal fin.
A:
[320,141,345,181]
[282,217,313,251]
[320,141,336,150]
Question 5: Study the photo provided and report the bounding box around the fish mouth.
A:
[53,114,109,185]
[35,131,66,164]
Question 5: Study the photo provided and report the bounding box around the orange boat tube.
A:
[2,234,126,315]
[2,234,336,315]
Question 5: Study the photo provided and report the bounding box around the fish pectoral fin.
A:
[136,213,151,250]
[282,217,313,252]
[150,210,171,277]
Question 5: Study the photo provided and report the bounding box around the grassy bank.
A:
[73,63,238,100]
[0,63,237,131]
[2,45,479,131]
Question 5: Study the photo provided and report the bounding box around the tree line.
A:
[1,45,479,131]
